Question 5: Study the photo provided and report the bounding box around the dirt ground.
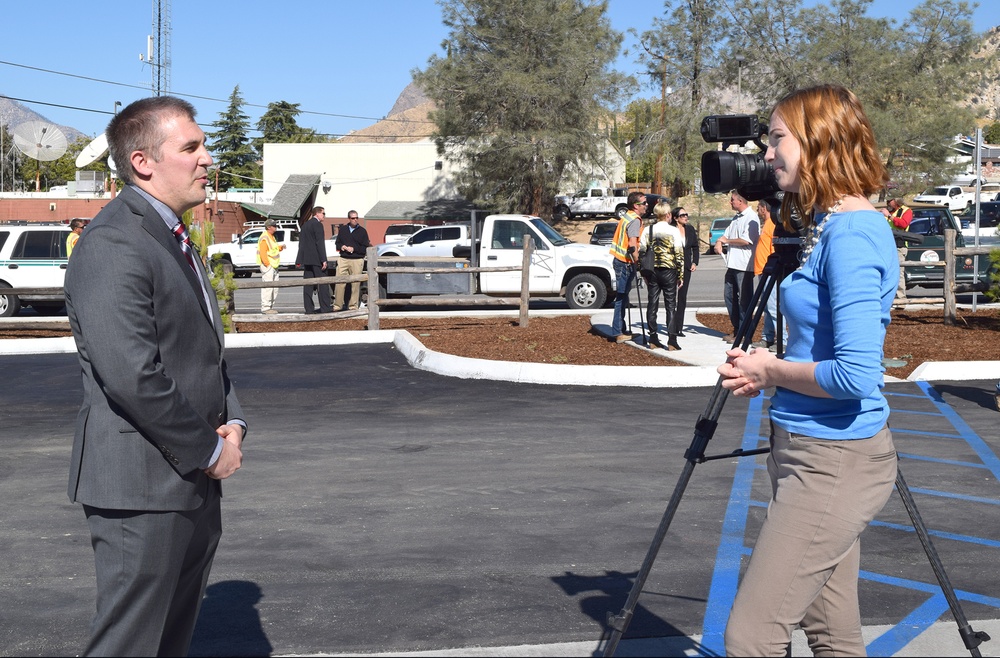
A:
[2,308,997,379]
[230,307,999,380]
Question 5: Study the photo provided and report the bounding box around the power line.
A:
[0,59,436,125]
[0,94,436,142]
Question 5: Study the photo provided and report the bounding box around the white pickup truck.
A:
[376,214,616,309]
[553,187,630,220]
[208,221,338,278]
[912,185,976,213]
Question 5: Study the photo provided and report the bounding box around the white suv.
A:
[0,222,72,316]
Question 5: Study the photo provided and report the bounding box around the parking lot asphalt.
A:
[2,313,999,657]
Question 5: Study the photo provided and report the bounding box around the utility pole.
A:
[736,54,745,113]
[653,58,666,196]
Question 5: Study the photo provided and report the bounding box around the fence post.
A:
[519,235,532,327]
[367,247,379,331]
[943,229,956,326]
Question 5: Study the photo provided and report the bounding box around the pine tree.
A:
[414,0,628,216]
[207,86,260,190]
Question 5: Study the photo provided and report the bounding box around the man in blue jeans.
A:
[609,192,645,342]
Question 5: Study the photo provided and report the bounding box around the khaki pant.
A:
[334,257,364,310]
[725,423,897,657]
[260,265,278,311]
[896,245,908,300]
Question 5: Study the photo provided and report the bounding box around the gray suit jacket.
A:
[65,186,243,511]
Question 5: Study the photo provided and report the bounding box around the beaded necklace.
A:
[798,197,845,267]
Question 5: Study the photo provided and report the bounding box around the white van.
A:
[0,222,72,316]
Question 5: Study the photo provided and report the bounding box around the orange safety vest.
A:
[888,204,912,230]
[257,230,282,268]
[610,211,639,263]
[66,231,80,258]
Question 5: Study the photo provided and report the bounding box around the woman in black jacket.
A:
[669,206,699,337]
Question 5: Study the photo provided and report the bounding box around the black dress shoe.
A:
[667,337,681,351]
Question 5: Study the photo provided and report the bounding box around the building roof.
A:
[242,173,320,219]
[365,198,481,222]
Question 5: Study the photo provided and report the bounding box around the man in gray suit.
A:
[65,96,247,657]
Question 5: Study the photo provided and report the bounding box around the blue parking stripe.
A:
[865,592,949,656]
[918,381,1000,479]
[897,452,989,469]
[890,408,947,417]
[906,486,1000,506]
[890,428,964,439]
[701,393,767,655]
[702,382,1000,656]
[870,519,1000,548]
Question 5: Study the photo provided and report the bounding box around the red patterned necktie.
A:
[171,222,200,275]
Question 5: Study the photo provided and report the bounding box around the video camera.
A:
[700,114,780,202]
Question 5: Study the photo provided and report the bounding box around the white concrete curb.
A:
[0,309,995,389]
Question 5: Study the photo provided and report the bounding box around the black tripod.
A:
[600,252,990,657]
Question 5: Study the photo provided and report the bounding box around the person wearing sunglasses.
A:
[608,192,645,343]
[669,207,699,338]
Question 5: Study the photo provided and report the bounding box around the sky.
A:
[1,0,996,146]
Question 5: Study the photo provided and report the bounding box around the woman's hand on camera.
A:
[717,347,776,397]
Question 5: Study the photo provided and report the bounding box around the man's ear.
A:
[130,150,154,178]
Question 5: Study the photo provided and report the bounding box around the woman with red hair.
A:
[718,85,899,656]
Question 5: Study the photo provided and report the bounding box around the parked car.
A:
[383,223,427,244]
[958,202,1000,229]
[957,201,1000,245]
[642,193,672,219]
[0,222,72,316]
[708,217,733,254]
[588,222,617,246]
[376,224,471,258]
[902,205,994,290]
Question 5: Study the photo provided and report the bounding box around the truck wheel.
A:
[554,204,570,221]
[0,284,21,317]
[565,273,607,309]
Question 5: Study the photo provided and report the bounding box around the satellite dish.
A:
[107,154,117,175]
[12,121,68,161]
[76,132,109,168]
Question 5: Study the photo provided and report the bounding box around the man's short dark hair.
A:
[347,210,358,219]
[627,191,646,209]
[106,97,197,186]
[310,206,325,216]
[70,218,87,230]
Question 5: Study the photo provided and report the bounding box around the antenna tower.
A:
[141,0,172,96]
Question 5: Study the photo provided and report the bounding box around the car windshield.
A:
[712,219,733,230]
[594,224,615,237]
[530,218,572,245]
[922,187,949,196]
[909,208,955,235]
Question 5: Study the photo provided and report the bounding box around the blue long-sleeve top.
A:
[770,209,898,439]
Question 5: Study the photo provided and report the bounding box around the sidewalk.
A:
[3,307,997,387]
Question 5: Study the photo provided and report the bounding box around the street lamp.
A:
[735,55,745,113]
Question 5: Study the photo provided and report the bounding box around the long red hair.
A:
[772,85,888,230]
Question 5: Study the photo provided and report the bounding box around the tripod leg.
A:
[894,464,991,657]
[600,271,779,657]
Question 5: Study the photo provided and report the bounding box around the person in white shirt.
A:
[715,190,760,340]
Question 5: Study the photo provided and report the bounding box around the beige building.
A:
[261,141,461,221]
[260,138,626,223]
